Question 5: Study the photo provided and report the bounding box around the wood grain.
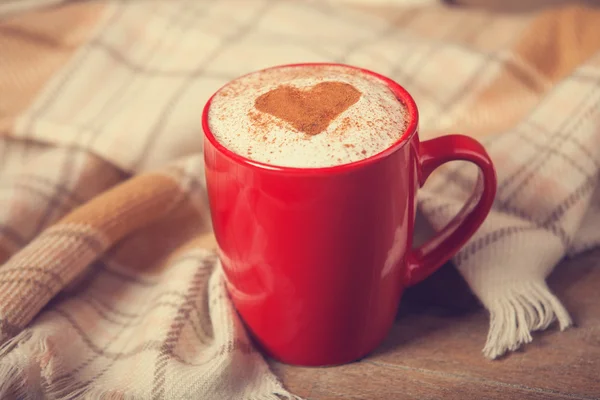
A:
[271,248,600,399]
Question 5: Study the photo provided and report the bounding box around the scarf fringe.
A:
[0,358,25,400]
[69,388,304,400]
[483,280,573,359]
[0,329,303,400]
[0,329,98,400]
[0,329,38,400]
[56,381,304,400]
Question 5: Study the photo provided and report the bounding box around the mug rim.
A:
[201,62,419,174]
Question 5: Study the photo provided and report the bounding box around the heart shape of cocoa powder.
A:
[254,81,361,135]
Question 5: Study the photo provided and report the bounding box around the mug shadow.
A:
[369,260,482,358]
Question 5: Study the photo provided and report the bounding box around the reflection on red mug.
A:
[203,63,497,367]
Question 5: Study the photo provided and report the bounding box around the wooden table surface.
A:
[270,248,600,400]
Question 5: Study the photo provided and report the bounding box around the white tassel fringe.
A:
[483,280,573,359]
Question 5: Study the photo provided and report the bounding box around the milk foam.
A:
[207,65,408,168]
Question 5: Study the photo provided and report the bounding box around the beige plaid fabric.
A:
[0,0,599,398]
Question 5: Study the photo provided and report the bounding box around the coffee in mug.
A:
[208,64,408,168]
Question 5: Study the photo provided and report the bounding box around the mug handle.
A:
[405,134,497,287]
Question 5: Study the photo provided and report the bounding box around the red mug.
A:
[203,63,497,366]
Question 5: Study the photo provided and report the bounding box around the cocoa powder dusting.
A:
[254,81,361,136]
[248,110,264,126]
[248,111,271,142]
